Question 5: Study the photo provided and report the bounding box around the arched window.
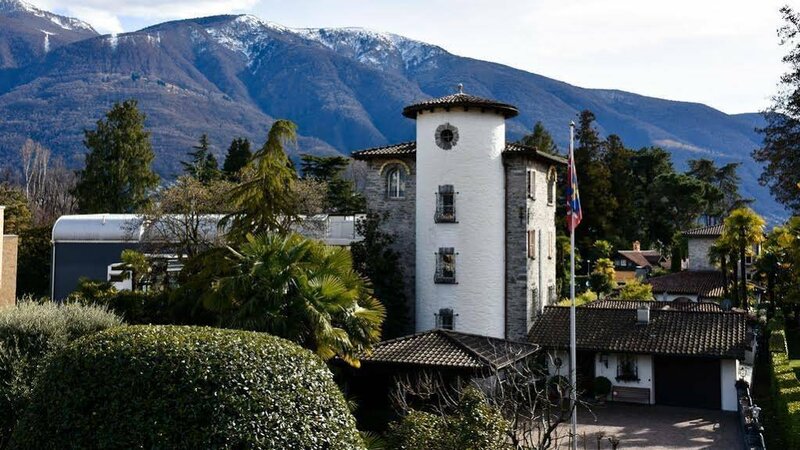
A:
[386,167,406,199]
[547,167,557,205]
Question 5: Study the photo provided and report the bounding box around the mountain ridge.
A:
[0,9,785,221]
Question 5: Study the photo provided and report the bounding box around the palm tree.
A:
[721,208,766,307]
[223,120,299,242]
[206,233,386,367]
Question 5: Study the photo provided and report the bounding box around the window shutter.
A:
[527,230,536,259]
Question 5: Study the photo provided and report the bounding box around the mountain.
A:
[0,7,786,221]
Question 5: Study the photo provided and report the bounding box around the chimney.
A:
[636,305,650,325]
[632,240,641,252]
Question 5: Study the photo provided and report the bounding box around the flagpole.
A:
[569,120,578,450]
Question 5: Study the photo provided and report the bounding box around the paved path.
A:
[554,403,742,449]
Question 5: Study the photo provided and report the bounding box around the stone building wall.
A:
[505,155,559,341]
[363,156,416,334]
[688,237,717,271]
[0,235,17,307]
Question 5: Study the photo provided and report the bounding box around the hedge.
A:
[0,301,122,447]
[769,326,800,449]
[12,325,364,449]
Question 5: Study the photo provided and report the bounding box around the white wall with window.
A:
[595,353,654,404]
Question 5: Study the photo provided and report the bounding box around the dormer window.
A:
[386,167,406,199]
[435,248,456,284]
[435,185,456,223]
[436,308,455,330]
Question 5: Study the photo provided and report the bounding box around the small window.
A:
[548,231,554,259]
[436,308,455,330]
[547,167,556,205]
[531,287,539,319]
[527,169,536,199]
[435,248,456,284]
[386,167,406,199]
[548,285,556,305]
[527,230,536,259]
[616,354,639,382]
[435,185,456,223]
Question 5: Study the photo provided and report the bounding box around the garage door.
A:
[654,356,721,409]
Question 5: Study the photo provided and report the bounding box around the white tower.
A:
[404,86,519,338]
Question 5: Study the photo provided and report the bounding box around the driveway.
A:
[554,403,742,449]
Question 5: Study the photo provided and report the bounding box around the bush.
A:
[617,279,654,301]
[67,278,171,325]
[388,387,507,450]
[12,325,364,449]
[0,301,122,447]
[593,376,612,397]
[768,323,800,449]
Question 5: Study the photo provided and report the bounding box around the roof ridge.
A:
[440,331,496,367]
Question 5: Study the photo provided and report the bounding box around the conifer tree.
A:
[73,100,159,213]
[222,137,252,181]
[182,134,220,183]
[520,121,559,155]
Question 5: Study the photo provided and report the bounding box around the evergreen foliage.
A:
[182,134,220,183]
[223,120,299,240]
[221,137,252,181]
[0,301,122,447]
[12,326,365,449]
[73,100,159,213]
[0,185,31,234]
[721,208,766,307]
[617,279,654,301]
[204,233,385,367]
[350,212,409,338]
[300,154,366,214]
[15,227,51,298]
[753,6,800,213]
[520,121,559,154]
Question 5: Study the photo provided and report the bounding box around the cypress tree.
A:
[73,100,159,213]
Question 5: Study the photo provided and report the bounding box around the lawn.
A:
[786,328,800,378]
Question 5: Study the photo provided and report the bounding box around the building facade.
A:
[353,89,564,341]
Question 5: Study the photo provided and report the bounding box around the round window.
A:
[435,123,459,150]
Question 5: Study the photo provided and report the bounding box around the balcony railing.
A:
[434,250,457,284]
[435,192,456,223]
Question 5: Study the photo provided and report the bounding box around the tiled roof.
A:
[645,270,726,299]
[617,250,663,268]
[351,141,566,165]
[362,329,537,370]
[586,300,724,313]
[350,141,416,159]
[683,224,724,237]
[402,92,519,119]
[529,306,748,359]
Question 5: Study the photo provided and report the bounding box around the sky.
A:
[28,0,791,114]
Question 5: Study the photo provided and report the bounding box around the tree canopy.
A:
[73,100,159,213]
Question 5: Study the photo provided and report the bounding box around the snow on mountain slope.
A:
[0,0,95,33]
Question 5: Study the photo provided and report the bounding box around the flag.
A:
[566,146,582,232]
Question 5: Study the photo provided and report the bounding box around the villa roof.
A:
[617,249,664,268]
[645,270,726,299]
[351,141,566,165]
[402,92,519,119]
[586,300,724,313]
[682,224,724,237]
[529,306,748,359]
[362,329,537,370]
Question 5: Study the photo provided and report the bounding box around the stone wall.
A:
[363,157,416,334]
[0,235,17,307]
[505,155,558,341]
[688,237,717,271]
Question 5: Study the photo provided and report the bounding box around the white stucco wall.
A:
[415,109,507,337]
[688,237,717,271]
[720,359,739,412]
[595,353,654,404]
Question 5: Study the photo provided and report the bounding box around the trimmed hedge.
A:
[12,325,364,449]
[769,326,800,449]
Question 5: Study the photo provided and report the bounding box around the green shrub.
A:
[67,278,171,325]
[768,323,800,449]
[770,329,789,354]
[0,301,122,447]
[593,376,612,397]
[388,387,507,450]
[12,325,364,449]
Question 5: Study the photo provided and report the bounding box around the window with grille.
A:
[548,285,556,304]
[386,167,406,199]
[435,185,456,223]
[435,248,456,284]
[527,230,536,259]
[527,169,536,199]
[436,308,455,330]
[616,354,639,382]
